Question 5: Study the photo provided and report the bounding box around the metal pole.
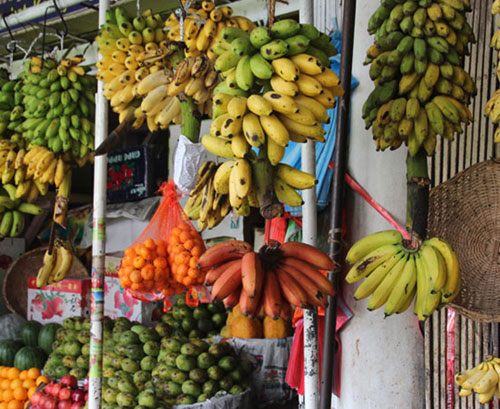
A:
[320,1,357,409]
[88,1,109,409]
[0,0,87,31]
[300,1,319,409]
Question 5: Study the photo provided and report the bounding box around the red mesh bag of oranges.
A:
[118,180,206,301]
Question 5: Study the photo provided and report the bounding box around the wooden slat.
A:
[440,308,446,408]
[433,312,441,409]
[425,319,432,409]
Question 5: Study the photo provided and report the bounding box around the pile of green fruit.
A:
[159,297,227,339]
[153,338,252,405]
[0,69,24,145]
[102,317,161,409]
[44,317,90,380]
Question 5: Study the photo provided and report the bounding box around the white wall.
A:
[336,2,425,409]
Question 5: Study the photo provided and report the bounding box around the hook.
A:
[1,14,16,52]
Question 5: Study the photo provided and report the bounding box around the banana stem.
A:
[179,95,201,143]
[248,148,282,219]
[406,148,430,242]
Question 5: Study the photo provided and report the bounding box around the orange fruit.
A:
[0,402,6,409]
[175,252,190,265]
[9,380,22,390]
[18,372,26,381]
[27,387,36,399]
[133,256,146,269]
[1,379,10,390]
[12,388,26,401]
[183,239,194,251]
[142,280,154,291]
[191,245,203,257]
[156,245,167,257]
[131,283,143,291]
[182,276,193,286]
[124,247,137,258]
[187,267,199,278]
[26,368,40,381]
[7,400,23,409]
[144,238,156,250]
[7,368,19,380]
[21,380,34,390]
[3,390,13,401]
[1,368,9,378]
[179,231,190,243]
[140,264,154,281]
[130,270,142,283]
[189,257,199,268]
[35,376,49,386]
[153,257,167,269]
[176,263,188,277]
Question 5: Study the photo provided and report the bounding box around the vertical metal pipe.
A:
[320,1,357,409]
[88,2,109,409]
[300,1,319,409]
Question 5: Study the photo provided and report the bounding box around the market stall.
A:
[0,0,496,408]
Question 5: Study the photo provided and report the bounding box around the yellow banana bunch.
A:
[363,0,476,155]
[345,230,461,319]
[163,1,255,60]
[455,357,500,404]
[36,239,74,288]
[486,1,500,143]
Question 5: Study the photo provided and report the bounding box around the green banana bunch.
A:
[486,1,500,144]
[0,182,43,238]
[19,56,96,161]
[0,69,24,142]
[345,230,461,320]
[362,0,477,155]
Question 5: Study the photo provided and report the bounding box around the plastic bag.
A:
[0,314,26,341]
[173,134,205,194]
[119,181,206,303]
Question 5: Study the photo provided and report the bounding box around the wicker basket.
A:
[427,159,500,322]
[2,246,89,318]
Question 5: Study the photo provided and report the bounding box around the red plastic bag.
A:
[118,180,202,301]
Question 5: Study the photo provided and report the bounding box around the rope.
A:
[268,0,277,26]
[136,0,140,18]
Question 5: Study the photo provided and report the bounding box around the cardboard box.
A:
[104,254,157,325]
[27,277,90,324]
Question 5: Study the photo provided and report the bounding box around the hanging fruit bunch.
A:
[35,239,74,288]
[455,356,500,404]
[344,230,460,319]
[362,0,476,154]
[197,240,335,319]
[485,0,500,143]
[19,57,95,162]
[0,69,24,145]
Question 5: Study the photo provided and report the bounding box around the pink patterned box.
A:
[104,254,156,325]
[27,277,91,324]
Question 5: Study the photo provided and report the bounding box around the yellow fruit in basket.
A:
[263,316,289,339]
[231,315,263,338]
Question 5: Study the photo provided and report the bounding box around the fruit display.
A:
[102,317,164,409]
[30,374,87,409]
[0,366,48,409]
[152,338,252,405]
[44,318,90,380]
[19,57,95,161]
[35,240,75,288]
[221,304,292,339]
[197,240,335,319]
[0,183,43,238]
[119,238,184,298]
[485,0,500,143]
[344,230,461,320]
[362,0,477,154]
[455,356,500,403]
[159,296,227,339]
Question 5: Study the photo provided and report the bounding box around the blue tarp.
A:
[282,30,359,215]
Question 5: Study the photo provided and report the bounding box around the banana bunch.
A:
[0,183,43,238]
[19,56,96,160]
[163,1,255,60]
[345,230,461,320]
[0,69,24,142]
[185,158,316,229]
[362,0,477,155]
[133,54,218,131]
[203,21,339,166]
[36,239,74,288]
[96,7,171,124]
[183,161,231,232]
[455,357,500,403]
[485,1,500,143]
[197,239,335,318]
